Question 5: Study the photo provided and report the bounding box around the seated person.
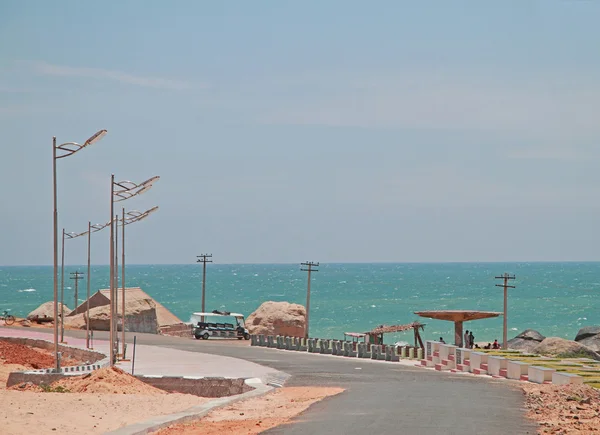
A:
[439,337,446,344]
[483,343,491,349]
[492,339,500,349]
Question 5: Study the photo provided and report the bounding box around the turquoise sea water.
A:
[1,263,598,344]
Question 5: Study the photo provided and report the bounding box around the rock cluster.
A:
[246,301,306,338]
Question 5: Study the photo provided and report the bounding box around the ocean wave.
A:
[18,288,36,292]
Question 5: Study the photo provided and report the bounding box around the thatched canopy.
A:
[368,321,425,335]
[414,310,502,322]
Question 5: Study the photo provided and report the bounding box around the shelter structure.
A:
[69,287,182,332]
[345,321,426,348]
[414,310,502,348]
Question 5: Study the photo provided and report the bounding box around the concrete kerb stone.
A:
[107,378,275,435]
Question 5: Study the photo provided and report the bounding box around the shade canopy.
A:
[414,310,502,322]
[414,310,502,347]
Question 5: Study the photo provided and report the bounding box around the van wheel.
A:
[202,333,209,340]
[244,333,250,340]
[194,334,201,340]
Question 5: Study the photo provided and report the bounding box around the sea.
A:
[1,263,598,345]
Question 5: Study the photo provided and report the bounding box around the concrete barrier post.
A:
[267,335,275,348]
[507,361,529,380]
[258,335,266,346]
[311,339,321,353]
[416,348,423,360]
[408,347,415,359]
[251,335,258,346]
[308,339,314,352]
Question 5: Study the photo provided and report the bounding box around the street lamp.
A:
[117,206,159,357]
[60,229,85,342]
[109,175,159,365]
[53,129,107,370]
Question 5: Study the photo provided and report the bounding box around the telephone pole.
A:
[495,273,516,350]
[69,271,84,311]
[197,254,213,318]
[301,261,319,339]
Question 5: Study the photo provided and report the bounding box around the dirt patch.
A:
[522,383,600,434]
[157,386,345,435]
[51,366,166,395]
[0,339,80,369]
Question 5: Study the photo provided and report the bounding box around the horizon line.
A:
[3,260,600,268]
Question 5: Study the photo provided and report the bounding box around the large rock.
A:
[246,301,306,338]
[575,326,600,342]
[574,326,600,352]
[532,337,600,361]
[65,298,159,333]
[507,329,546,352]
[27,301,71,322]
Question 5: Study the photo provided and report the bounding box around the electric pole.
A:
[197,254,213,319]
[69,271,84,311]
[301,261,319,339]
[495,273,516,350]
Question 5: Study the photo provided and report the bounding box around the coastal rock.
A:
[575,326,600,342]
[246,301,306,338]
[27,301,71,322]
[532,337,600,361]
[578,336,600,353]
[507,329,546,352]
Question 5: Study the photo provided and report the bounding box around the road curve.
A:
[64,330,535,434]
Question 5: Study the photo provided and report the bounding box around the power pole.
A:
[301,261,319,339]
[495,273,516,350]
[196,254,213,319]
[69,271,84,311]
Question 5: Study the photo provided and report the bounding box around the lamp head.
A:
[84,129,107,146]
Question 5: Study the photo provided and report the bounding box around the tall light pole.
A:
[52,129,107,370]
[109,175,159,365]
[85,221,110,348]
[117,206,159,357]
[196,254,213,320]
[301,261,319,339]
[61,230,82,342]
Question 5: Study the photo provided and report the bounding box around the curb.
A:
[106,378,277,435]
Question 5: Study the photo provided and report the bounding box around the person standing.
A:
[464,330,469,348]
[469,331,475,349]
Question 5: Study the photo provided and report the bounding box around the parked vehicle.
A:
[191,310,250,340]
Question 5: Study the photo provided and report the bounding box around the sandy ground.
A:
[0,350,211,435]
[522,383,600,434]
[157,386,345,435]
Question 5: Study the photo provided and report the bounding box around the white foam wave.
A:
[18,288,36,293]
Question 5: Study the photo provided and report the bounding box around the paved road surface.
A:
[56,330,535,435]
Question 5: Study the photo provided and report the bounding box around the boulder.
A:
[578,336,600,353]
[27,301,71,322]
[507,329,546,352]
[67,298,159,333]
[575,326,600,342]
[532,337,600,361]
[246,301,306,338]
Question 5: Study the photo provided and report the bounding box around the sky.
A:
[1,1,600,266]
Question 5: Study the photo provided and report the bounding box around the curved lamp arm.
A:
[55,130,107,159]
[113,176,160,202]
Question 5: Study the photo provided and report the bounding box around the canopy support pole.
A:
[455,321,463,347]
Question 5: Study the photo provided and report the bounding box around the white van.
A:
[191,310,251,340]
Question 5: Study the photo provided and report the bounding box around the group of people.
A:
[438,332,501,350]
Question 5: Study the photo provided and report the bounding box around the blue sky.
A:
[1,1,600,265]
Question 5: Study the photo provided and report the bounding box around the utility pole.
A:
[197,254,213,320]
[301,261,319,339]
[69,271,84,312]
[495,273,516,350]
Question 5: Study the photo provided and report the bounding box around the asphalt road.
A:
[58,330,535,435]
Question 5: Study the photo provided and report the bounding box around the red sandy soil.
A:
[1,363,210,434]
[157,386,345,435]
[0,339,80,369]
[522,383,600,434]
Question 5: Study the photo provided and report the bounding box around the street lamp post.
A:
[109,176,159,365]
[117,206,159,357]
[61,230,81,342]
[52,129,107,370]
[85,221,110,348]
